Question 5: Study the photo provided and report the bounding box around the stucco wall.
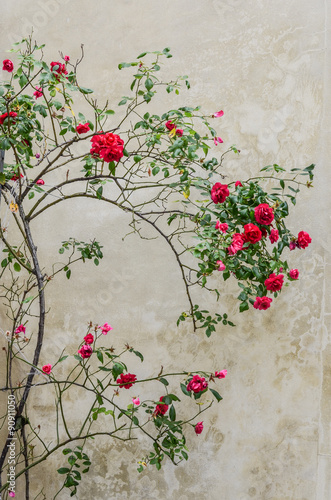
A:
[1,1,330,499]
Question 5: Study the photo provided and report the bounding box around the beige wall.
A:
[1,1,330,499]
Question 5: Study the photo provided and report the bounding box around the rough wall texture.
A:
[0,1,330,499]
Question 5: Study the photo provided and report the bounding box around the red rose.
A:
[36,179,45,185]
[253,296,272,310]
[235,181,242,188]
[78,344,93,359]
[84,333,94,344]
[264,273,284,292]
[195,421,204,434]
[187,375,208,394]
[3,59,14,72]
[116,373,137,389]
[50,61,68,80]
[289,269,299,280]
[165,120,175,131]
[176,129,183,137]
[90,132,124,163]
[243,223,262,244]
[0,111,17,125]
[297,231,311,249]
[215,221,228,233]
[269,229,279,244]
[42,364,52,374]
[11,173,24,181]
[33,87,43,99]
[154,396,169,416]
[211,183,229,204]
[215,369,227,379]
[227,232,245,255]
[76,123,90,134]
[254,203,274,225]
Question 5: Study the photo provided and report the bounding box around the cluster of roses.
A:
[165,120,184,137]
[90,132,124,163]
[78,322,113,359]
[0,111,17,125]
[211,182,311,310]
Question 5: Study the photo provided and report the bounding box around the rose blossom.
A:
[215,221,228,233]
[36,179,45,185]
[76,123,90,134]
[216,260,226,271]
[176,128,183,137]
[289,240,297,251]
[215,369,227,379]
[213,110,224,118]
[253,296,273,310]
[211,182,229,204]
[15,324,26,335]
[243,223,262,244]
[0,111,17,125]
[264,273,284,292]
[297,231,311,249]
[269,229,279,244]
[35,153,40,159]
[254,203,274,225]
[50,61,68,79]
[3,59,14,72]
[33,87,43,99]
[8,492,15,497]
[235,181,242,188]
[84,333,94,344]
[195,421,204,435]
[165,120,176,131]
[116,373,137,389]
[90,133,124,163]
[78,344,93,359]
[64,55,70,62]
[187,375,208,394]
[213,136,223,145]
[289,269,299,280]
[11,173,23,182]
[154,396,169,416]
[99,322,113,335]
[227,232,245,255]
[42,364,52,374]
[132,397,140,406]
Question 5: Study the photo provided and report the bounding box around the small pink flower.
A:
[15,324,26,335]
[212,110,224,118]
[84,333,94,344]
[195,421,204,435]
[215,369,227,379]
[9,492,15,497]
[289,241,297,251]
[235,181,242,188]
[213,136,223,145]
[289,269,299,280]
[269,229,279,244]
[36,179,45,185]
[3,59,14,72]
[64,55,70,62]
[35,153,40,159]
[42,364,52,374]
[99,322,113,335]
[132,397,140,406]
[215,221,228,233]
[216,260,226,271]
[176,129,183,137]
[33,87,43,99]
[78,344,93,359]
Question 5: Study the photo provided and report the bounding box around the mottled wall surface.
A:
[0,1,330,499]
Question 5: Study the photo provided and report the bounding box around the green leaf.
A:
[131,349,144,362]
[57,467,70,474]
[0,173,6,185]
[96,351,103,363]
[66,269,71,280]
[62,448,72,455]
[105,109,115,115]
[13,262,21,272]
[108,161,116,175]
[68,455,76,466]
[159,377,169,386]
[137,52,147,58]
[169,404,176,421]
[79,86,93,94]
[145,78,153,91]
[58,355,68,363]
[180,383,191,397]
[209,388,223,402]
[239,301,249,313]
[134,155,142,163]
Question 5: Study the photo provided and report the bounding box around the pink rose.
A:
[36,179,45,185]
[195,421,204,434]
[176,129,183,137]
[99,322,113,335]
[33,87,43,99]
[116,373,137,389]
[76,123,90,134]
[264,273,284,292]
[84,333,94,344]
[243,223,262,244]
[8,492,15,497]
[78,344,93,359]
[213,110,224,118]
[289,240,297,251]
[35,153,40,159]
[154,396,169,416]
[254,203,274,225]
[289,269,299,280]
[90,133,124,163]
[3,59,14,72]
[235,181,242,188]
[216,260,226,271]
[297,231,311,249]
[211,183,229,204]
[253,296,272,310]
[64,55,70,62]
[42,364,52,374]
[15,324,26,335]
[215,221,228,233]
[132,397,140,406]
[215,369,227,379]
[227,232,245,255]
[213,136,223,145]
[269,229,279,244]
[187,375,208,394]
[165,120,176,131]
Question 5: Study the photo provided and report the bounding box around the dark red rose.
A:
[289,269,299,280]
[235,180,242,188]
[0,111,17,125]
[3,59,14,72]
[154,396,169,416]
[50,61,68,80]
[269,229,279,244]
[211,183,229,204]
[90,132,124,163]
[195,421,204,434]
[76,123,90,134]
[176,129,183,137]
[243,223,262,244]
[78,344,93,359]
[187,375,208,394]
[253,296,272,310]
[116,373,137,389]
[297,231,311,249]
[264,273,284,292]
[254,203,274,225]
[84,333,94,344]
[165,120,175,131]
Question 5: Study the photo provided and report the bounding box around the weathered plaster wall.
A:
[1,1,330,499]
